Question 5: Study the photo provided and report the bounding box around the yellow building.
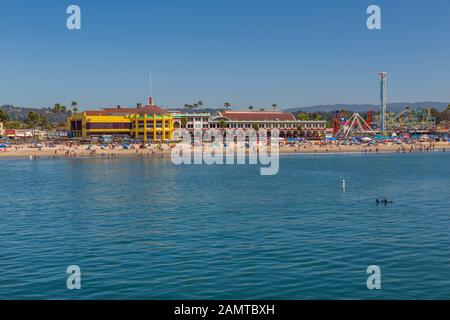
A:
[67,99,174,141]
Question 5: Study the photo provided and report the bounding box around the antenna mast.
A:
[148,71,154,106]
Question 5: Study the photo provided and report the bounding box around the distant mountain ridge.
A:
[285,102,450,113]
[2,102,449,123]
[0,105,70,123]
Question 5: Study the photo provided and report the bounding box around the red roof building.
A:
[216,110,296,122]
[83,97,166,116]
[210,110,327,139]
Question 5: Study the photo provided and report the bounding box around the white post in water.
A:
[342,179,346,191]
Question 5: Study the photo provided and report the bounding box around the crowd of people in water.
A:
[376,199,394,205]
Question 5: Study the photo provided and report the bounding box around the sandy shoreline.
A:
[1,142,449,159]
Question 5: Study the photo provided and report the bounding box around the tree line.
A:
[0,101,79,131]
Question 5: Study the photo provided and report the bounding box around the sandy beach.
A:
[1,141,449,159]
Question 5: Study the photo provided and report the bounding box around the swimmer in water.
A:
[376,199,394,204]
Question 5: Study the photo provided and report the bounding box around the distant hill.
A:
[0,105,70,124]
[2,102,449,123]
[285,102,450,113]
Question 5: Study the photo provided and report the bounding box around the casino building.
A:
[67,101,327,141]
[209,110,326,139]
[67,97,174,141]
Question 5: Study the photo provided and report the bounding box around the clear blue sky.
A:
[1,0,449,110]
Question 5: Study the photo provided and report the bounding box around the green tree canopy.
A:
[26,111,40,128]
[5,121,23,129]
[52,103,67,113]
[71,101,78,113]
[38,114,51,130]
[0,109,9,122]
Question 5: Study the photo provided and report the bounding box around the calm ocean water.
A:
[0,152,449,299]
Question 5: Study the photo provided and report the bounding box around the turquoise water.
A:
[0,152,449,299]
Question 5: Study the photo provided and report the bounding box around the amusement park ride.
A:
[376,108,436,132]
[334,111,375,138]
[332,72,437,138]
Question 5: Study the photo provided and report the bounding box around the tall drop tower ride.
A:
[379,72,387,132]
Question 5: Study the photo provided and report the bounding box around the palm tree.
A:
[38,114,50,130]
[272,104,278,110]
[26,111,40,139]
[248,106,254,110]
[52,103,61,113]
[219,120,226,129]
[193,103,199,111]
[52,103,67,113]
[197,101,203,110]
[71,100,79,137]
[224,102,231,110]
